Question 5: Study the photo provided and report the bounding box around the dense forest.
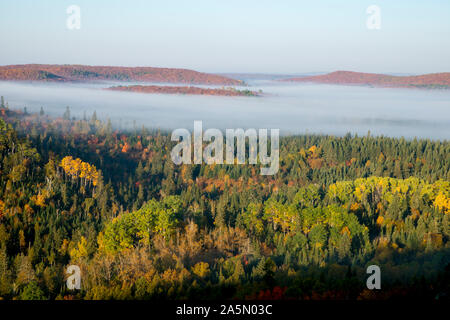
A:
[0,97,449,300]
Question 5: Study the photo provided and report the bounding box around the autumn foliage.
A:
[107,85,259,97]
[0,64,242,85]
[0,107,449,301]
[59,156,99,186]
[284,70,450,89]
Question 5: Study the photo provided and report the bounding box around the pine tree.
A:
[63,106,71,120]
[252,257,266,280]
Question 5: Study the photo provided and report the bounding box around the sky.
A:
[0,0,449,74]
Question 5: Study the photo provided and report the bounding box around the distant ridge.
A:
[0,64,242,85]
[106,85,260,96]
[283,71,450,89]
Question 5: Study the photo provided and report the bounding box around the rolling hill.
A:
[0,64,242,85]
[283,71,450,89]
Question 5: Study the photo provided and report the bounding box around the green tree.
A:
[20,281,46,300]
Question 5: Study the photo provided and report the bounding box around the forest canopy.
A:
[0,103,448,300]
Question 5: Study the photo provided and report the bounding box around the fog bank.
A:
[0,80,449,140]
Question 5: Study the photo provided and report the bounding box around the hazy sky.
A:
[1,0,449,74]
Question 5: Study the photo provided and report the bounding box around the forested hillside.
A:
[0,100,449,300]
[0,64,241,85]
[284,71,450,89]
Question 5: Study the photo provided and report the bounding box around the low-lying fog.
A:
[0,80,449,140]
